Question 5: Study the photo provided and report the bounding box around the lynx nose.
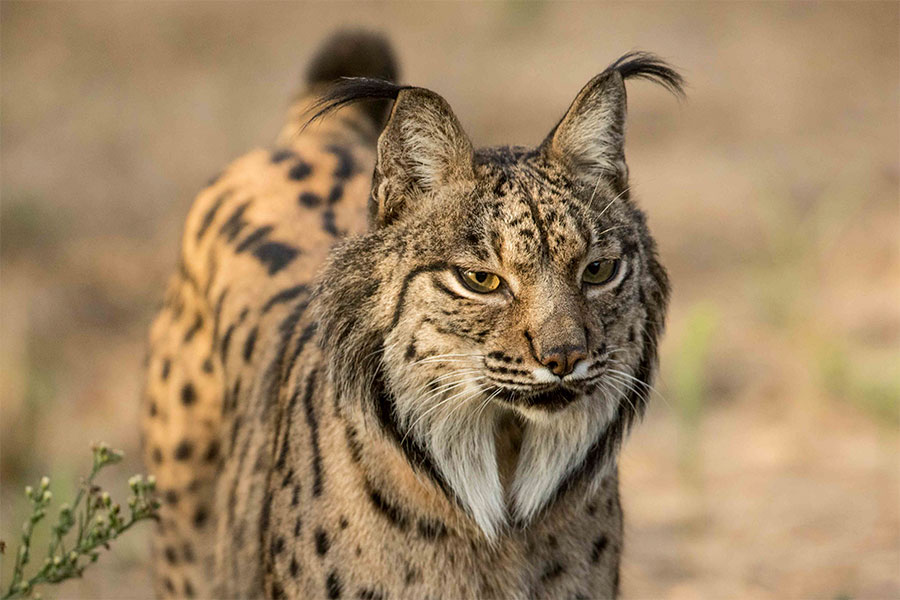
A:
[539,344,587,377]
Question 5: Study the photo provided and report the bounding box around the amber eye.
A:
[458,269,502,293]
[583,259,620,285]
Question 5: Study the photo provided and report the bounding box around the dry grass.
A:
[1,2,898,597]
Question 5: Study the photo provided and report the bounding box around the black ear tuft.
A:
[607,51,685,98]
[305,77,411,128]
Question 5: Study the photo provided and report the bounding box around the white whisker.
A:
[595,185,630,220]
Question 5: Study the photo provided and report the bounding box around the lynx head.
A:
[313,53,682,539]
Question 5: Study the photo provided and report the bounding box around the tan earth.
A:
[1,2,897,598]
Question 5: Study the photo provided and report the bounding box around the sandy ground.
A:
[1,2,898,598]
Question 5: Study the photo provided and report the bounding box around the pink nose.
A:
[539,345,587,377]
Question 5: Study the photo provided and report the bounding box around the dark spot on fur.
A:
[591,535,608,563]
[272,582,287,600]
[325,145,356,178]
[345,424,363,463]
[281,468,294,488]
[259,491,273,549]
[183,313,203,343]
[291,484,301,507]
[367,486,409,530]
[403,566,419,586]
[164,546,177,564]
[183,543,195,563]
[300,369,324,495]
[263,284,309,314]
[289,161,313,180]
[161,358,171,380]
[164,489,179,505]
[541,561,566,581]
[180,382,196,406]
[358,588,384,600]
[253,242,299,275]
[339,516,349,530]
[164,577,175,593]
[219,201,250,242]
[192,505,209,529]
[152,447,163,464]
[272,536,285,555]
[243,326,258,362]
[326,571,342,599]
[196,191,228,241]
[174,440,193,461]
[299,191,322,208]
[220,323,235,360]
[202,356,214,373]
[235,224,274,253]
[184,580,195,598]
[294,517,302,537]
[204,440,220,463]
[327,184,344,204]
[315,528,330,556]
[417,518,447,541]
[323,208,340,236]
[271,149,296,163]
[290,555,300,578]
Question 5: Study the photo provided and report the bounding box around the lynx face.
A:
[316,55,678,538]
[383,151,651,425]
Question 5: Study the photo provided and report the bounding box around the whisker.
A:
[403,381,492,441]
[607,365,671,409]
[415,376,486,408]
[426,369,485,385]
[473,387,502,421]
[595,185,631,220]
[596,225,627,239]
[411,352,486,366]
[602,377,640,415]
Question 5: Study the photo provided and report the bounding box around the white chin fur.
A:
[394,371,620,541]
[509,393,616,524]
[393,377,506,541]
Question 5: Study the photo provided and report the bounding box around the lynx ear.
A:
[372,88,474,226]
[542,52,684,192]
[543,70,628,190]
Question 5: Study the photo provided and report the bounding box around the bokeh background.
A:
[2,2,898,597]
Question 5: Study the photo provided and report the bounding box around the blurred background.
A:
[1,2,897,597]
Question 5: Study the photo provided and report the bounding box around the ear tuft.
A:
[305,77,409,130]
[608,51,685,98]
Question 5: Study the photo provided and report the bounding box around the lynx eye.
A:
[457,269,502,293]
[583,259,620,285]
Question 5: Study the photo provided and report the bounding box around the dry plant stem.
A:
[1,444,160,600]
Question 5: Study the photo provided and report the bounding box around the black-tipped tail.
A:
[607,51,685,97]
[305,30,399,126]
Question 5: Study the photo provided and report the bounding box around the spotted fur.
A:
[142,30,681,599]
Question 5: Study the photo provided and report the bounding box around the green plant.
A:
[1,443,159,600]
[670,303,719,480]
